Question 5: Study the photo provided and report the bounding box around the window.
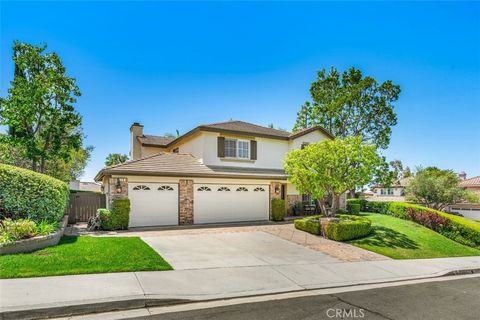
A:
[133,185,150,190]
[388,189,394,195]
[224,139,250,159]
[301,142,310,150]
[253,187,265,192]
[197,186,212,191]
[158,185,174,191]
[380,189,386,195]
[236,187,248,192]
[217,187,231,191]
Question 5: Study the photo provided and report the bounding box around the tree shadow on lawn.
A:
[353,226,419,250]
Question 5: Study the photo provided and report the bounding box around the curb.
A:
[2,268,480,320]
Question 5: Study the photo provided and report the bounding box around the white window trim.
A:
[224,138,250,159]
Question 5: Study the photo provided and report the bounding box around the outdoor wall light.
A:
[274,185,280,194]
[115,178,122,193]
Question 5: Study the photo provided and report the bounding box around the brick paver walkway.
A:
[65,222,388,262]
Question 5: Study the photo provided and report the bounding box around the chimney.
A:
[458,171,467,180]
[130,122,143,160]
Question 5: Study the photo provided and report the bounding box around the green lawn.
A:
[0,236,172,279]
[350,213,480,259]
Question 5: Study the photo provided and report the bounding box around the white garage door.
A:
[194,184,269,224]
[128,183,178,227]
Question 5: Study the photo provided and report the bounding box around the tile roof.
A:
[137,121,333,147]
[137,135,175,147]
[95,152,287,181]
[460,176,480,187]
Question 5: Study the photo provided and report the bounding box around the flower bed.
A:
[0,215,68,255]
[347,199,480,248]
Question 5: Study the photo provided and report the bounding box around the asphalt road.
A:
[142,277,480,320]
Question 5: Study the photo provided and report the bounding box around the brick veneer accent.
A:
[108,177,128,207]
[179,179,194,225]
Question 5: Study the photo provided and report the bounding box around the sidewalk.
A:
[1,256,480,319]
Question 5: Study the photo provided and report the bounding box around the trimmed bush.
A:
[347,202,361,215]
[325,215,372,241]
[294,215,321,235]
[347,198,367,211]
[271,199,286,221]
[366,201,480,248]
[0,164,69,223]
[99,198,130,230]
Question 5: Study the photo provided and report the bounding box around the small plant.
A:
[0,218,37,243]
[99,198,131,230]
[36,220,59,236]
[271,199,286,221]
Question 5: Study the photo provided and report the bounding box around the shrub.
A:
[0,164,69,223]
[346,199,367,211]
[271,199,286,221]
[292,201,305,216]
[0,218,37,243]
[325,215,372,241]
[99,198,130,230]
[36,220,59,236]
[366,201,480,248]
[347,203,361,215]
[294,215,321,235]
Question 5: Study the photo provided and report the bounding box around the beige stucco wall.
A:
[374,187,404,196]
[289,130,330,150]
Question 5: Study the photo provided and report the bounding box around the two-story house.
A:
[95,120,342,227]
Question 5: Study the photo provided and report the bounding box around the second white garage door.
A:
[194,184,269,224]
[128,183,178,227]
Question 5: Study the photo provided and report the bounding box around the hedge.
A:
[271,199,286,221]
[294,214,372,241]
[348,199,480,248]
[294,215,321,235]
[99,198,130,230]
[325,215,372,241]
[347,202,361,215]
[0,164,69,223]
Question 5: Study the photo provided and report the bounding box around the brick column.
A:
[108,177,128,208]
[179,179,194,225]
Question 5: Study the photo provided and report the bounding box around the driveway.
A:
[142,232,340,270]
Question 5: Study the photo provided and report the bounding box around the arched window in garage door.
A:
[158,185,174,191]
[197,186,212,191]
[133,185,150,190]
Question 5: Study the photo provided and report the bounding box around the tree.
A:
[389,160,404,181]
[44,146,93,182]
[105,153,129,166]
[402,166,412,178]
[405,167,478,211]
[293,67,401,149]
[284,136,386,216]
[0,41,83,173]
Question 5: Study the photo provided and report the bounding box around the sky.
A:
[1,1,479,181]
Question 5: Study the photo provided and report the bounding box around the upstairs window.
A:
[224,139,250,159]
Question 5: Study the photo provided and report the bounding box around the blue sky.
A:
[1,1,479,181]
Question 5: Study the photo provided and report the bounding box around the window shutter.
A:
[217,137,225,158]
[250,140,257,160]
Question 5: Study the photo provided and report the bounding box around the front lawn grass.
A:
[350,213,480,259]
[0,236,172,279]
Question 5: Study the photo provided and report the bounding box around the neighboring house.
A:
[369,177,413,202]
[95,120,344,227]
[450,175,480,221]
[69,180,102,193]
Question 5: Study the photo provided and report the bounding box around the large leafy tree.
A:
[293,67,401,149]
[0,41,83,173]
[105,153,129,166]
[405,167,478,211]
[284,136,386,216]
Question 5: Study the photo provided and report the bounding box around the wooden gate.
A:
[66,192,106,223]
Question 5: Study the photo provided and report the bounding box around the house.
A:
[369,177,413,202]
[95,120,344,227]
[450,175,480,221]
[69,180,102,193]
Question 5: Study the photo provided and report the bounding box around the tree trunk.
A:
[32,159,37,172]
[331,194,340,217]
[316,198,327,216]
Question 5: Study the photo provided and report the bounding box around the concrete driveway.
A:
[142,231,340,270]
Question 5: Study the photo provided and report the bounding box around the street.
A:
[140,276,480,320]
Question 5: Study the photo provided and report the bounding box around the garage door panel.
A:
[194,184,269,224]
[128,183,178,227]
